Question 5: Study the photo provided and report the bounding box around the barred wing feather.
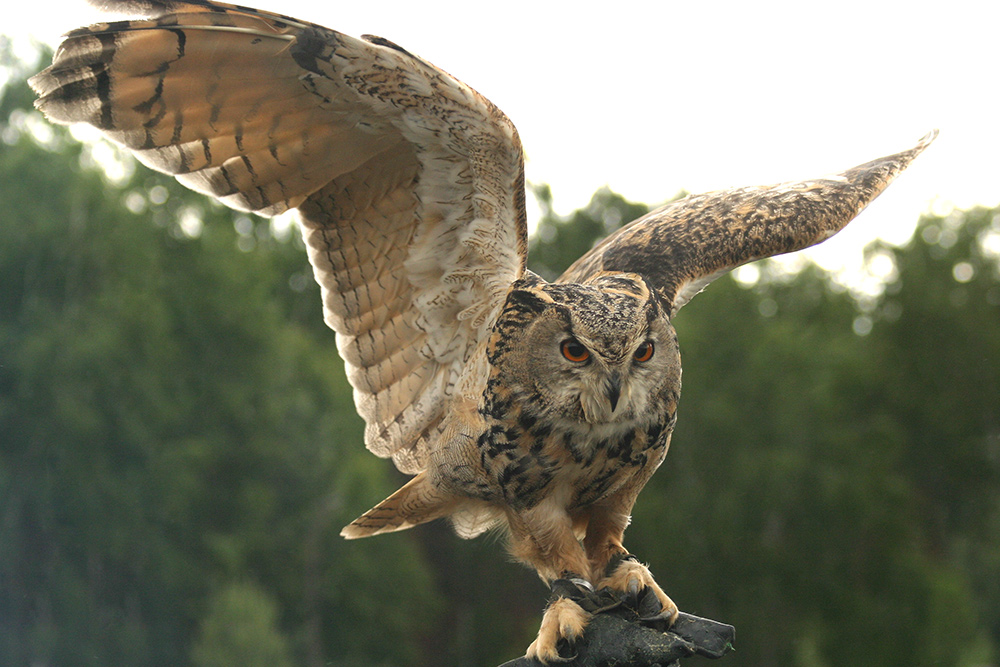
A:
[31,0,528,473]
[561,131,937,316]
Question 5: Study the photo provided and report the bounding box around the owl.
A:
[30,0,936,660]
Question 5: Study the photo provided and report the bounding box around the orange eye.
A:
[634,341,654,362]
[560,339,590,363]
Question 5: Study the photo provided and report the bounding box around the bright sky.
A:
[7,0,999,278]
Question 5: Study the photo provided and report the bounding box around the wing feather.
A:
[561,131,937,316]
[32,0,528,473]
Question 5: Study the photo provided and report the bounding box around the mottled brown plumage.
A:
[30,2,936,660]
[563,134,938,315]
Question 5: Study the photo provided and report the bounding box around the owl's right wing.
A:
[560,131,937,316]
[31,0,528,474]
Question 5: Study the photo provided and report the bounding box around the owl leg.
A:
[506,506,593,663]
[600,555,678,623]
[525,595,590,663]
[584,506,679,624]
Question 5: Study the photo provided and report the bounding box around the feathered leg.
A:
[506,504,593,663]
[584,501,678,623]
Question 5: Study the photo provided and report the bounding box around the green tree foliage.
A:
[1,56,438,667]
[639,263,984,667]
[528,184,657,280]
[191,582,295,667]
[3,47,998,667]
[869,207,1000,658]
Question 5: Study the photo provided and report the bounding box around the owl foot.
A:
[525,596,590,663]
[599,555,678,624]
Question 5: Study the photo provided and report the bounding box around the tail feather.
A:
[341,472,455,539]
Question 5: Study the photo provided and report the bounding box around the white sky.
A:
[7,0,999,277]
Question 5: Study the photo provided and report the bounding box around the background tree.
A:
[1,50,439,667]
[190,582,295,667]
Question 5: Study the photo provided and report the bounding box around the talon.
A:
[526,597,590,664]
[599,557,679,623]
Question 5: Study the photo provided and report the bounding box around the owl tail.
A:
[340,472,456,539]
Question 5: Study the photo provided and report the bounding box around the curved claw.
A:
[526,597,590,664]
[599,558,679,625]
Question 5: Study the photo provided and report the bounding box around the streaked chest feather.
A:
[475,404,673,511]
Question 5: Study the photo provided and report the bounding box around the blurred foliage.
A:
[1,51,438,667]
[2,47,999,666]
[191,582,295,667]
[528,183,663,280]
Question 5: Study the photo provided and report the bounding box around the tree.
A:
[191,582,295,667]
[1,54,439,667]
[528,185,658,280]
[869,206,1000,659]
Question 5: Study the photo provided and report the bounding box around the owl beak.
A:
[607,375,622,413]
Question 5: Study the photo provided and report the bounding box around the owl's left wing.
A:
[560,131,937,316]
[31,0,527,474]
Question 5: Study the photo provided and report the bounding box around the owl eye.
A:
[560,338,590,363]
[634,341,655,362]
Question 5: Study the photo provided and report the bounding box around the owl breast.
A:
[472,394,677,512]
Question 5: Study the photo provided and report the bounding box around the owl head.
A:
[486,272,681,431]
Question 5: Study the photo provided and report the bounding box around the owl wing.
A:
[31,0,527,474]
[560,131,937,316]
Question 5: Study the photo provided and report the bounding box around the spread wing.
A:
[31,0,528,474]
[560,131,937,316]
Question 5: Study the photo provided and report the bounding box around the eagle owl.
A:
[30,0,936,660]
